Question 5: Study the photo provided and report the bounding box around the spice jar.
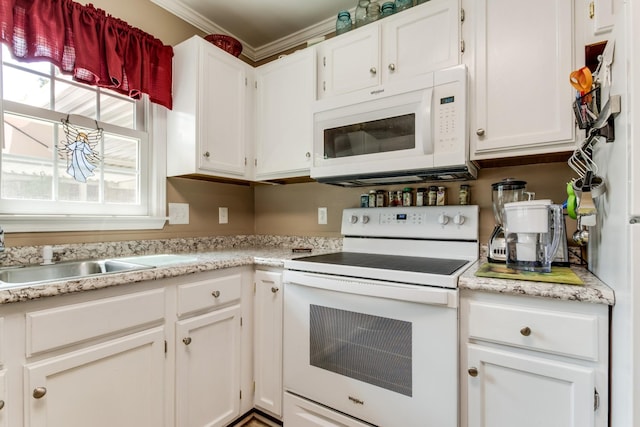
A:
[415,187,426,206]
[368,190,376,207]
[427,186,438,206]
[436,186,447,206]
[459,184,470,205]
[376,190,386,207]
[360,193,369,207]
[402,187,413,206]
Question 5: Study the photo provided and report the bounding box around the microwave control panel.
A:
[433,80,464,155]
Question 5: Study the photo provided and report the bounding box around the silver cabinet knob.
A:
[476,129,486,136]
[369,67,377,75]
[203,151,211,158]
[211,290,221,298]
[520,326,532,336]
[388,63,396,71]
[271,286,279,293]
[33,387,47,399]
[468,367,478,377]
[0,400,5,410]
[305,152,311,158]
[183,337,192,345]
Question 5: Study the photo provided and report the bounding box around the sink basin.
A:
[0,259,153,286]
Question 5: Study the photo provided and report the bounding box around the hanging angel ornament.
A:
[59,116,102,183]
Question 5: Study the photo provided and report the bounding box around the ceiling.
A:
[151,0,356,62]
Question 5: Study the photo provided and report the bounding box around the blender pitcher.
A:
[504,200,564,273]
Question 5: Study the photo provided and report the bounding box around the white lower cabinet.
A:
[25,328,165,427]
[253,270,283,417]
[175,305,242,427]
[283,392,371,427]
[461,291,609,427]
[0,370,6,427]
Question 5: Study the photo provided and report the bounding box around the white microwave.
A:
[311,65,476,186]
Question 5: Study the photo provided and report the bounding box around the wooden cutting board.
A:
[475,262,584,286]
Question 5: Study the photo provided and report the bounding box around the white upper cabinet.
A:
[167,36,252,180]
[255,48,315,180]
[465,0,579,159]
[317,0,460,99]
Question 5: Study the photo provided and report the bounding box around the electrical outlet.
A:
[168,203,189,225]
[219,207,229,224]
[318,207,328,225]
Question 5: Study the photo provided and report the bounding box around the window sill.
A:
[0,215,167,233]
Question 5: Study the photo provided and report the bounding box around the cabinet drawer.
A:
[26,289,165,356]
[177,273,241,317]
[468,301,600,361]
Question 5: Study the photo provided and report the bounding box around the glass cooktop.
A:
[294,252,469,276]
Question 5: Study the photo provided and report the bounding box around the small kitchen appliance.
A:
[504,199,564,273]
[488,178,528,262]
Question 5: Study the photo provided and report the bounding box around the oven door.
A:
[283,270,458,427]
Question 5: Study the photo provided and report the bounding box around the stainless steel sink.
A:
[0,259,153,286]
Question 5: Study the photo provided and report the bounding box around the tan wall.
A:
[254,162,577,245]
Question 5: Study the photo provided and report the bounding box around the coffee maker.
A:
[489,178,528,263]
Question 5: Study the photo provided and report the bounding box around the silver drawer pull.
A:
[183,337,192,346]
[520,326,532,336]
[369,67,377,75]
[271,286,279,293]
[33,387,47,399]
[211,290,221,298]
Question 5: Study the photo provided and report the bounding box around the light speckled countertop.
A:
[0,235,615,307]
[459,260,615,306]
[0,247,337,304]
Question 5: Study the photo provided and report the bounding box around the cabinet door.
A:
[468,0,575,159]
[317,25,380,99]
[382,0,460,84]
[467,344,596,427]
[0,370,6,427]
[176,305,242,427]
[24,328,165,427]
[255,49,315,180]
[199,45,248,176]
[253,270,283,416]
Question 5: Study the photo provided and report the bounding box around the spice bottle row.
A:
[360,185,470,208]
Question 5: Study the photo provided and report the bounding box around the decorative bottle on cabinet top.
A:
[366,1,381,23]
[335,10,352,35]
[394,0,413,12]
[354,0,371,27]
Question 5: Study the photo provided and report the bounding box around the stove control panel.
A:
[341,206,479,240]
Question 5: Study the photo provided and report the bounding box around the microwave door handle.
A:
[423,87,434,156]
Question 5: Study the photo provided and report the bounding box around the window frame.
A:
[0,57,167,233]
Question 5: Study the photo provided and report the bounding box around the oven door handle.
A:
[283,271,457,308]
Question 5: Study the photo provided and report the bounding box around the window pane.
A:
[1,114,55,200]
[103,134,139,204]
[2,45,51,74]
[57,172,100,202]
[55,80,97,118]
[100,93,135,129]
[2,66,52,108]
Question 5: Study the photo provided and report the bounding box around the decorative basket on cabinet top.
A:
[204,34,243,57]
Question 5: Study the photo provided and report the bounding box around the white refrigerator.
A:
[589,2,639,427]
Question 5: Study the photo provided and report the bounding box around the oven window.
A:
[309,305,412,396]
[323,113,415,159]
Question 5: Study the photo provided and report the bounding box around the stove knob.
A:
[350,215,359,224]
[361,215,370,224]
[438,213,450,225]
[453,214,465,225]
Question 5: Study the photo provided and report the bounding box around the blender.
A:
[489,178,528,263]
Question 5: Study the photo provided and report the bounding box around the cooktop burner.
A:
[295,252,469,276]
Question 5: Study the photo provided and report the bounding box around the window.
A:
[0,45,166,232]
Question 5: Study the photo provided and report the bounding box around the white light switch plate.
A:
[219,207,229,224]
[168,203,189,225]
[318,207,327,225]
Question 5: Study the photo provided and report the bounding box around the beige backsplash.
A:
[5,162,576,249]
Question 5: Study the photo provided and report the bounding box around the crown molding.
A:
[151,0,339,62]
